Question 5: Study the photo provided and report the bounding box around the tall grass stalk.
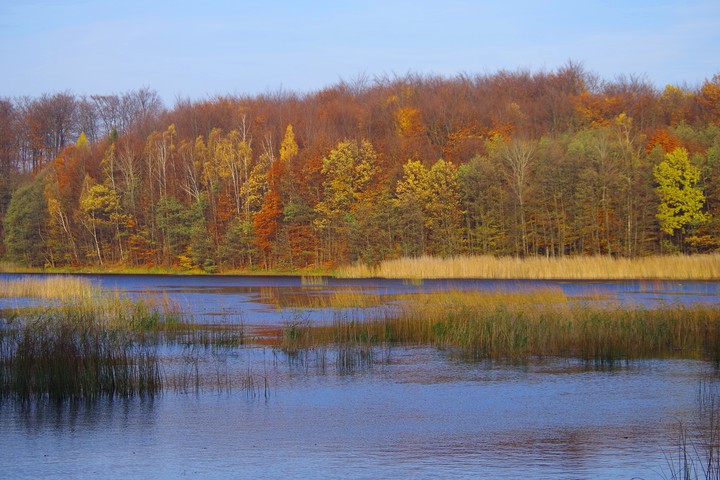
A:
[336,254,720,280]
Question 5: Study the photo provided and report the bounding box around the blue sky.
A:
[1,0,718,105]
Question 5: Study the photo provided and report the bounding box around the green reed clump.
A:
[0,309,161,400]
[280,314,313,356]
[0,294,189,400]
[335,342,374,373]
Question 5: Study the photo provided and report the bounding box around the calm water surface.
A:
[1,352,716,479]
[2,274,720,479]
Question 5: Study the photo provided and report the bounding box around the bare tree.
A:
[92,94,122,136]
[13,93,77,171]
[76,96,100,142]
[501,138,538,256]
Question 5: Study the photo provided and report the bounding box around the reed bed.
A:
[0,275,98,299]
[276,289,720,363]
[300,275,329,286]
[0,293,247,400]
[336,254,720,280]
[265,289,388,311]
[0,301,165,400]
[313,290,388,309]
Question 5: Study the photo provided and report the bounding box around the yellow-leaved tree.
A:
[653,147,707,250]
[314,139,378,264]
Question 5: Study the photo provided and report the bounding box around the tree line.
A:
[1,64,719,270]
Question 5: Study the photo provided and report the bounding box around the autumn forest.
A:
[1,64,720,271]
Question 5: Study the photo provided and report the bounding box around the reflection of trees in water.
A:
[257,285,361,309]
[13,396,158,434]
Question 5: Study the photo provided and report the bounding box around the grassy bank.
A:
[336,254,720,280]
[0,261,336,277]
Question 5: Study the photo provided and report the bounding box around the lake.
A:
[2,274,720,479]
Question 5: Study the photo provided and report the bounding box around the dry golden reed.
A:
[0,275,97,299]
[336,254,720,280]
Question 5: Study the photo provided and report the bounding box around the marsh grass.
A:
[336,254,720,280]
[0,303,163,400]
[0,275,97,299]
[317,290,387,309]
[275,307,380,373]
[0,291,249,399]
[179,323,248,349]
[268,289,387,311]
[273,288,720,364]
[0,262,36,274]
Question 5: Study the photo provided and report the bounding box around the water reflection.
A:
[1,356,715,479]
[6,396,159,435]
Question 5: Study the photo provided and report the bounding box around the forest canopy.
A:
[2,65,720,270]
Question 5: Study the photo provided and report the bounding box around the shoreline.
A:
[2,253,720,280]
